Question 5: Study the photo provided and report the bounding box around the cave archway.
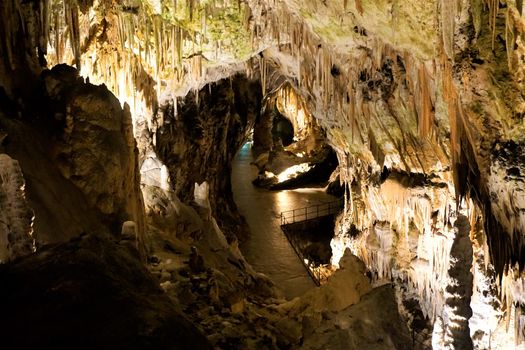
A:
[271,113,294,147]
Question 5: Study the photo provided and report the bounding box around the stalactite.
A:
[189,0,195,21]
[472,0,483,37]
[0,3,8,62]
[355,0,364,15]
[260,56,267,95]
[171,26,176,69]
[144,12,150,65]
[117,12,125,51]
[153,15,161,77]
[348,84,356,141]
[173,96,178,118]
[442,53,461,197]
[505,7,516,70]
[244,57,253,78]
[64,0,81,69]
[441,0,456,59]
[39,0,50,60]
[488,0,499,50]
[194,54,202,81]
[195,87,199,108]
[417,65,433,137]
[176,26,182,66]
[54,11,62,63]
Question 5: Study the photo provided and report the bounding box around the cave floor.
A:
[232,142,337,299]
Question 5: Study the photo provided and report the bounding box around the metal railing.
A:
[281,224,322,286]
[280,199,344,226]
[279,198,343,286]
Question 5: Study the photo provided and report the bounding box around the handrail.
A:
[278,198,343,286]
[280,224,322,286]
[280,198,343,226]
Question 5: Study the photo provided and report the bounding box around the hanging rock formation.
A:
[0,0,525,348]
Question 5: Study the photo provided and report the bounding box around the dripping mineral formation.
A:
[0,0,524,349]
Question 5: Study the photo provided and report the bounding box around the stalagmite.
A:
[0,154,35,263]
[433,215,474,350]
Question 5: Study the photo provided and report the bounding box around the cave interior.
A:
[0,0,525,349]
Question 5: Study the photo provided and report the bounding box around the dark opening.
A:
[271,114,294,146]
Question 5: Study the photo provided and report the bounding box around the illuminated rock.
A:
[0,154,34,262]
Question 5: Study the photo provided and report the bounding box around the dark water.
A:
[231,142,336,299]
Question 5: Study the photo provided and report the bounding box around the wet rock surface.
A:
[253,146,338,190]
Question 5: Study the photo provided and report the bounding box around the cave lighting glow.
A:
[276,163,313,182]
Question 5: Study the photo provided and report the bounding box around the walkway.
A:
[231,142,337,299]
[280,199,343,286]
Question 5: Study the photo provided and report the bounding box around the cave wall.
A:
[40,65,145,240]
[253,82,320,157]
[0,0,44,99]
[154,74,261,240]
[247,0,525,346]
[0,63,145,255]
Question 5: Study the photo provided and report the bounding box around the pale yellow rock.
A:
[281,249,371,316]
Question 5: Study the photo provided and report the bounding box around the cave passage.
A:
[271,114,294,146]
[232,141,337,298]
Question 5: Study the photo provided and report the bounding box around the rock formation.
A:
[0,0,524,348]
[0,154,34,262]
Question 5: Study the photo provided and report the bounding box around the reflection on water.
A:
[231,142,336,299]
